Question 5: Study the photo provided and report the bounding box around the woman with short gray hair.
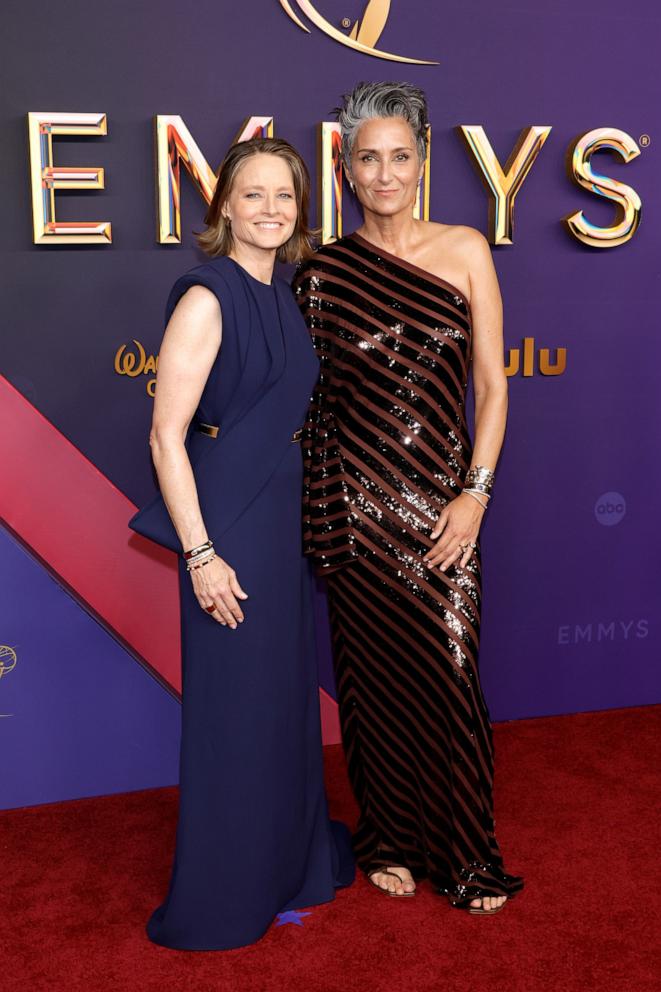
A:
[294,81,523,914]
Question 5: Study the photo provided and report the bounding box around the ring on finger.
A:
[204,604,217,614]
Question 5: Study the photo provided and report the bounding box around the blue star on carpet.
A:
[275,910,312,927]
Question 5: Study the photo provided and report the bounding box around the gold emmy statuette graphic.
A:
[0,646,17,718]
[280,1,438,64]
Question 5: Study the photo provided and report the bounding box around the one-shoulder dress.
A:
[293,232,522,906]
[129,254,353,951]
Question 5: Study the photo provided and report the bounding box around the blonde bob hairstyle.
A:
[197,137,315,264]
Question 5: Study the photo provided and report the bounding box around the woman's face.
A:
[223,153,298,253]
[348,116,424,219]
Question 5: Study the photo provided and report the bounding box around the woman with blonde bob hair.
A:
[130,136,353,952]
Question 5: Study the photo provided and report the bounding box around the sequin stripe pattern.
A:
[294,234,523,902]
[296,265,359,571]
[293,234,475,572]
[327,556,522,901]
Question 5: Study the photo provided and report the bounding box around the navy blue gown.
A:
[128,255,353,951]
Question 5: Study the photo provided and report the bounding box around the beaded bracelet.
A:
[186,552,217,573]
[185,547,215,568]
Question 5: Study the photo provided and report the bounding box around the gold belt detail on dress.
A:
[195,422,303,443]
[195,422,220,439]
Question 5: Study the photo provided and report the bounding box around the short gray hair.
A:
[335,81,430,166]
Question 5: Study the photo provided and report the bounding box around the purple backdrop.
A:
[0,529,181,809]
[2,0,660,808]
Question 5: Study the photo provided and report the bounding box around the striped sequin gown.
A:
[293,231,522,905]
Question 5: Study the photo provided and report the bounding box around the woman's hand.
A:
[190,555,248,629]
[423,492,485,571]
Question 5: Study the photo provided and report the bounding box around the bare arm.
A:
[149,285,222,550]
[467,230,508,476]
[150,285,247,627]
[425,229,507,571]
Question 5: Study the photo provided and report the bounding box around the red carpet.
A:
[3,706,660,992]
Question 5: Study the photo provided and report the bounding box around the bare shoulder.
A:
[413,222,493,299]
[436,223,490,257]
[163,283,223,355]
[173,283,221,318]
[418,221,491,264]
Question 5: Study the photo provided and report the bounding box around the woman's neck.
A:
[355,212,421,257]
[229,244,276,285]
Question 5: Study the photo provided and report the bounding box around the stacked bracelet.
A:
[183,539,216,572]
[463,488,490,510]
[187,553,217,572]
[464,465,495,497]
[183,540,213,561]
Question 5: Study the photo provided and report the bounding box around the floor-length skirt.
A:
[327,537,522,904]
[146,443,353,951]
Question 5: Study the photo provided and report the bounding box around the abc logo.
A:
[594,491,626,526]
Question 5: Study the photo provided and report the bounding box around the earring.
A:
[348,180,355,192]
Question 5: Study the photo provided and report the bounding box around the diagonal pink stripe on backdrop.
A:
[0,374,182,691]
[0,374,341,742]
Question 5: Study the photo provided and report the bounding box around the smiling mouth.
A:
[255,221,283,229]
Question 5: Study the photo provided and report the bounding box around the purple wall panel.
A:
[0,528,180,810]
[1,1,660,804]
